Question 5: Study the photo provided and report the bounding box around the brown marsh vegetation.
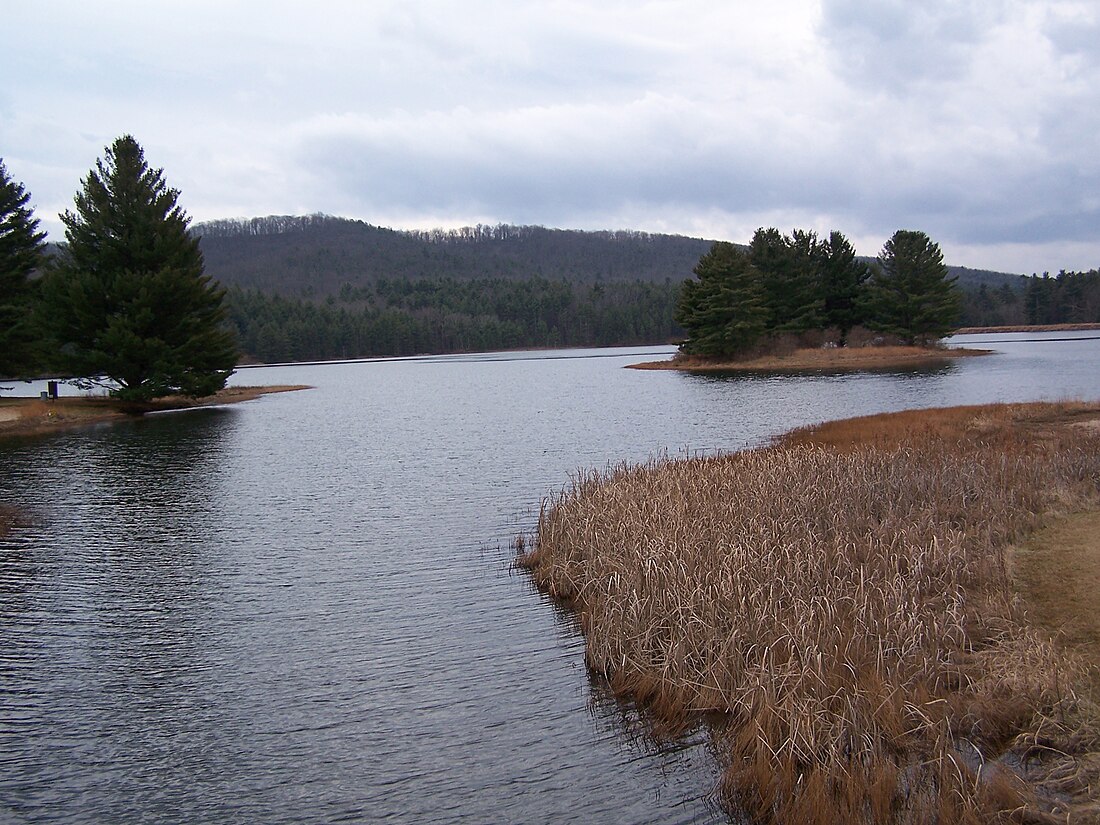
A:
[518,402,1100,823]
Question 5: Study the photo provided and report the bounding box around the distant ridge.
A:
[195,214,713,296]
[193,214,1023,298]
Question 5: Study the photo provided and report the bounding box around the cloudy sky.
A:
[3,1,1098,274]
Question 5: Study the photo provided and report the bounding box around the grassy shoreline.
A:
[518,402,1100,823]
[629,345,991,373]
[0,385,310,441]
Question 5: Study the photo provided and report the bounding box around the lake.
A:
[2,332,1099,824]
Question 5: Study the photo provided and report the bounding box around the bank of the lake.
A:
[953,322,1100,334]
[628,344,990,374]
[519,401,1100,824]
[0,385,310,441]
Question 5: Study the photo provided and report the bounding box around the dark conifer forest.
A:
[194,215,1053,364]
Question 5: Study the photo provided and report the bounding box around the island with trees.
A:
[635,226,988,372]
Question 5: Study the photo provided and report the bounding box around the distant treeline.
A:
[209,217,1097,364]
[226,277,681,363]
[223,263,1099,366]
[196,215,1023,301]
[958,269,1100,327]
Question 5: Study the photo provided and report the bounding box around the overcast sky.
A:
[3,1,1098,274]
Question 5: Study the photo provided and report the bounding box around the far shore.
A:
[0,385,310,441]
[628,344,991,373]
[953,322,1100,334]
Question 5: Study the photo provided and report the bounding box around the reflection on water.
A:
[686,359,960,383]
[2,336,1099,824]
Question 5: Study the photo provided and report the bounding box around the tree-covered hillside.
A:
[227,277,680,363]
[189,214,1042,363]
[196,215,713,295]
[196,214,1025,296]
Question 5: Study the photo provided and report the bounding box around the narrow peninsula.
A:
[517,402,1100,823]
[0,385,309,440]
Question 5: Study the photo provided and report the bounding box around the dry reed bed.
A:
[518,403,1100,824]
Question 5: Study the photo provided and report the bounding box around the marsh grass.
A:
[518,402,1100,823]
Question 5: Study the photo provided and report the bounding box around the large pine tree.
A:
[749,227,823,334]
[864,230,960,345]
[818,230,871,346]
[674,241,767,357]
[0,159,47,378]
[41,136,238,400]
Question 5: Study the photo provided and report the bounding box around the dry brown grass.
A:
[518,402,1100,823]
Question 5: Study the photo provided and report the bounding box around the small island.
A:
[629,343,990,373]
[641,227,978,375]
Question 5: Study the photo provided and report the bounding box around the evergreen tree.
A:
[818,231,871,346]
[675,242,767,357]
[0,160,47,378]
[864,230,960,345]
[749,227,823,333]
[41,136,238,400]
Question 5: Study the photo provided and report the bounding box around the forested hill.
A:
[189,214,1034,363]
[194,213,1023,295]
[195,214,713,296]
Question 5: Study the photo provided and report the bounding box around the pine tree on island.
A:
[818,231,872,347]
[674,241,767,358]
[674,226,959,359]
[864,230,961,345]
[40,135,238,401]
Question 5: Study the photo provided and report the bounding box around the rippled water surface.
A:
[2,334,1099,824]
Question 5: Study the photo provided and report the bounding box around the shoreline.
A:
[953,322,1100,334]
[0,385,310,441]
[628,344,991,373]
[518,401,1100,822]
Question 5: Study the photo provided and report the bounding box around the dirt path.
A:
[782,402,1100,693]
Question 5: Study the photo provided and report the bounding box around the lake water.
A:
[2,332,1099,824]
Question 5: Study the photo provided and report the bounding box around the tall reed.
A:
[519,402,1100,823]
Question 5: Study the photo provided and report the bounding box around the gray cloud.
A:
[2,0,1098,275]
[818,0,1005,91]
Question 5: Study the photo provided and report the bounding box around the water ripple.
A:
[3,340,1099,823]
